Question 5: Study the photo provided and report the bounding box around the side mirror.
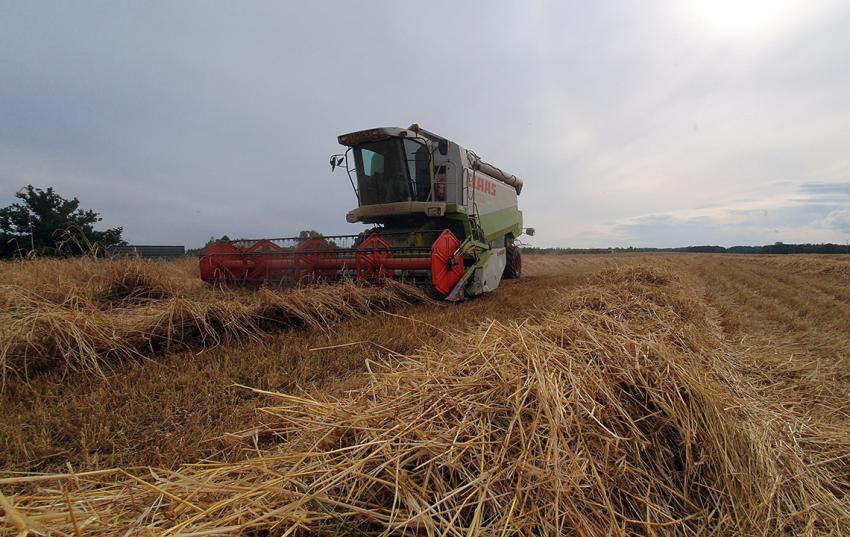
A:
[525,227,535,237]
[438,139,448,155]
[329,155,344,171]
[329,155,337,171]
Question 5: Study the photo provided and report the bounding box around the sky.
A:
[2,1,849,249]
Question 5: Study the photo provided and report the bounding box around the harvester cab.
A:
[199,124,530,300]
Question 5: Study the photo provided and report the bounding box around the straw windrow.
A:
[0,257,431,384]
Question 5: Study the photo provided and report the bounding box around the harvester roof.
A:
[337,124,524,195]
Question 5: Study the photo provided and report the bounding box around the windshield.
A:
[352,138,431,205]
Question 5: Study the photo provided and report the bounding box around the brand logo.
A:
[466,171,497,196]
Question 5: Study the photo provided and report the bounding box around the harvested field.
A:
[1,254,849,535]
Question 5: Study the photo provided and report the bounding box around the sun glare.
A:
[689,0,802,36]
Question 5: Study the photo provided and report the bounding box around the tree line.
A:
[525,243,850,255]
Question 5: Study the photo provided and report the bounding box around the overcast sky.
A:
[2,1,850,248]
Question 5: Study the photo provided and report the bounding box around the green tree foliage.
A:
[298,229,324,239]
[0,185,125,258]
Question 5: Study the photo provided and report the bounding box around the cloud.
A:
[798,182,850,196]
[1,2,850,248]
[819,209,850,232]
[614,181,850,247]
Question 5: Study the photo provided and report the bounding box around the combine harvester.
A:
[199,124,532,300]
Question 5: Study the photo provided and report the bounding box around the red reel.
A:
[355,234,394,282]
[199,241,246,283]
[244,239,285,283]
[430,230,465,296]
[294,238,338,282]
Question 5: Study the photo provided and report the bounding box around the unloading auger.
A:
[199,124,533,300]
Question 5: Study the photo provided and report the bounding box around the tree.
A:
[298,230,323,239]
[0,185,125,258]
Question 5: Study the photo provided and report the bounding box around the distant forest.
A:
[525,242,850,255]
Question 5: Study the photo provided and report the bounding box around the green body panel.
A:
[444,206,521,240]
[476,206,523,244]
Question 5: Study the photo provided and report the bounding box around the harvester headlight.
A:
[426,207,442,217]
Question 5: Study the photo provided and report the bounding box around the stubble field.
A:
[1,253,848,535]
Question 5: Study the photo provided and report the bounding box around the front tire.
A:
[504,246,522,279]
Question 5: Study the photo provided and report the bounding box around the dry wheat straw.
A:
[3,266,848,535]
[0,257,430,385]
